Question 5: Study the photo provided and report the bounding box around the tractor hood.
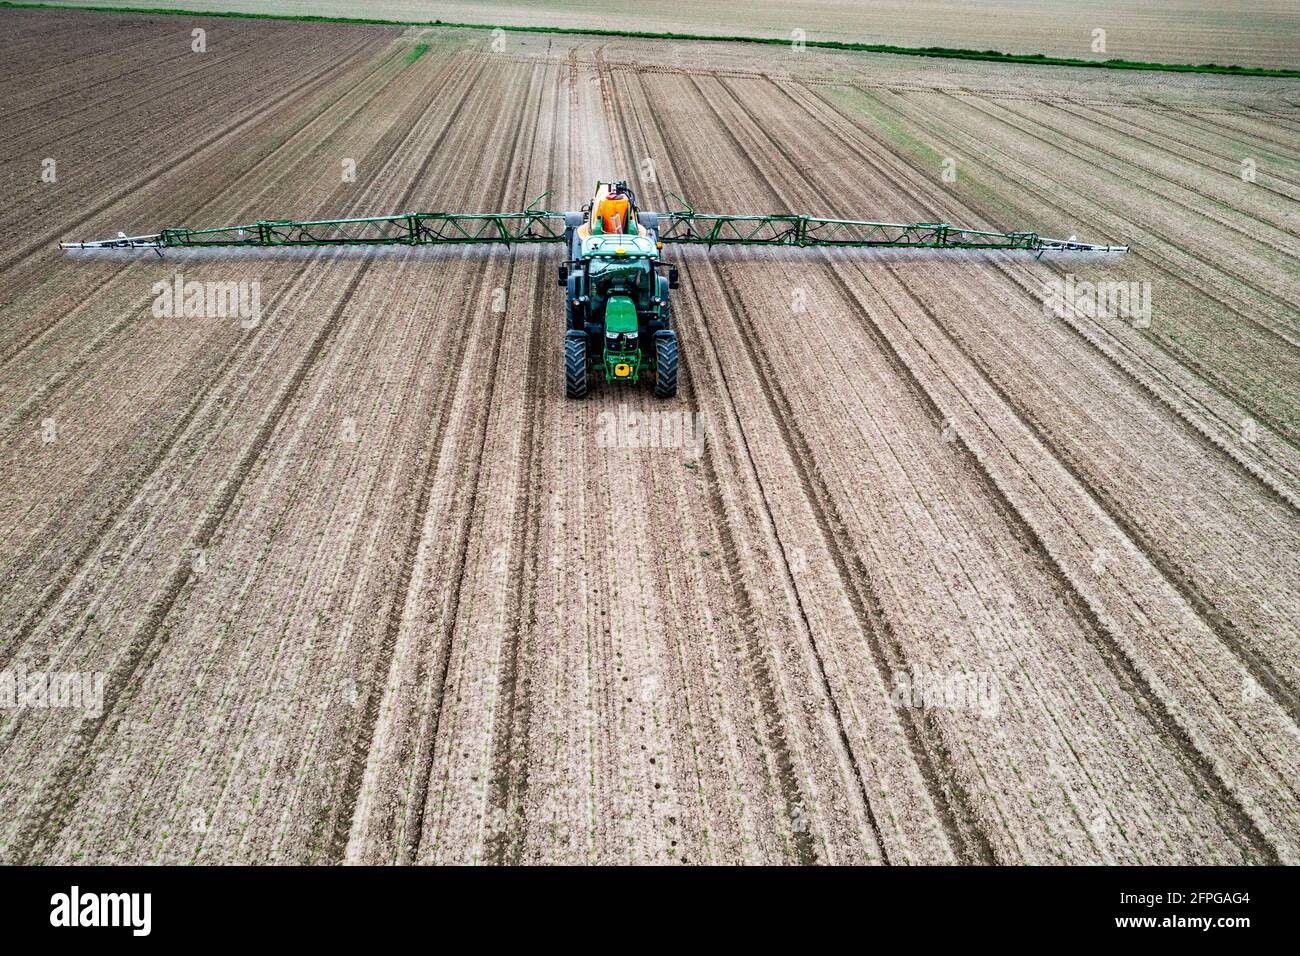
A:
[604,296,639,333]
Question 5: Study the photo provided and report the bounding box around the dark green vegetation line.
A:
[3,1,1298,77]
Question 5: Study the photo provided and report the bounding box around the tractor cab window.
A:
[587,255,651,296]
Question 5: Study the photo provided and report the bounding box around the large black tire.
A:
[564,331,588,399]
[653,330,678,399]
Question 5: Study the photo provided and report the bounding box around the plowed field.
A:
[2,8,1298,864]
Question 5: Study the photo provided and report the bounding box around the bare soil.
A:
[1,8,1298,864]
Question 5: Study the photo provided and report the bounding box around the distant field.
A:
[35,0,1300,69]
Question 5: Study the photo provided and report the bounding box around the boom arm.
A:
[59,192,1126,253]
[60,193,568,250]
[654,194,1126,252]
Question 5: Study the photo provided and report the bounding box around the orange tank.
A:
[596,195,630,234]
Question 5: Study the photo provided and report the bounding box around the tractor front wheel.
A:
[653,330,678,399]
[564,331,589,399]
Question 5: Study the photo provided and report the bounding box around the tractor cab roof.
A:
[580,235,657,259]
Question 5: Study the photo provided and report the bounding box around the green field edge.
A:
[4,1,1298,78]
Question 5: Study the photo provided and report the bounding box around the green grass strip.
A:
[403,42,428,64]
[4,1,1297,77]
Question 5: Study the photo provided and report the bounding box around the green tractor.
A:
[559,181,679,399]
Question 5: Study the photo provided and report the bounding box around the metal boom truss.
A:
[60,192,1127,253]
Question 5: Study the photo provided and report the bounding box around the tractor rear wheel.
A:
[564,331,588,399]
[653,330,678,399]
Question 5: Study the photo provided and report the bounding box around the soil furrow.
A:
[778,78,1300,716]
[654,70,994,862]
[5,8,1298,865]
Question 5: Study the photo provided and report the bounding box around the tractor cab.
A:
[583,235,658,295]
[579,237,659,383]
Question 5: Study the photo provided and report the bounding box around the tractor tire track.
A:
[404,65,549,865]
[483,253,549,864]
[0,41,420,406]
[827,83,1300,462]
[782,80,1300,714]
[6,48,490,864]
[0,49,467,670]
[614,67,837,862]
[615,65,883,862]
[7,253,372,864]
[483,70,567,865]
[599,54,839,862]
[692,68,1291,860]
[754,78,1298,852]
[653,71,994,862]
[0,33,383,273]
